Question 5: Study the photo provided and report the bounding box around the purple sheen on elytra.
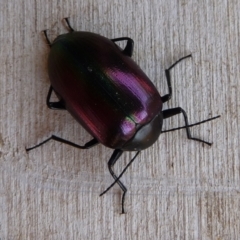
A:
[105,68,150,122]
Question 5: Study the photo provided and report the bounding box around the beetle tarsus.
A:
[26,136,52,151]
[64,17,75,32]
[121,191,126,214]
[161,54,192,103]
[167,54,192,71]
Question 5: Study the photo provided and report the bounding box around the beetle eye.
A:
[122,113,163,151]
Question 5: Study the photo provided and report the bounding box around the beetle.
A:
[27,18,220,213]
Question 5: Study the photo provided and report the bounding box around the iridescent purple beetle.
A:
[27,18,220,213]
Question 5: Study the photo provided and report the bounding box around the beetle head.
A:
[122,112,163,151]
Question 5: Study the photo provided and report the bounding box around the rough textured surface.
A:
[0,0,239,239]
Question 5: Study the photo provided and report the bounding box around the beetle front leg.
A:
[162,107,212,146]
[46,86,66,110]
[26,136,99,151]
[100,150,140,214]
[111,37,134,57]
[161,54,192,103]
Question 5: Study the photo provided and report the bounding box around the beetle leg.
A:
[46,86,66,110]
[161,54,192,103]
[107,150,127,213]
[26,136,99,151]
[100,150,140,213]
[162,107,212,146]
[111,37,134,57]
[63,17,75,32]
[43,30,52,47]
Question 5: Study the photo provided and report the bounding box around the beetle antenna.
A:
[64,17,75,32]
[100,151,140,197]
[161,115,220,133]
